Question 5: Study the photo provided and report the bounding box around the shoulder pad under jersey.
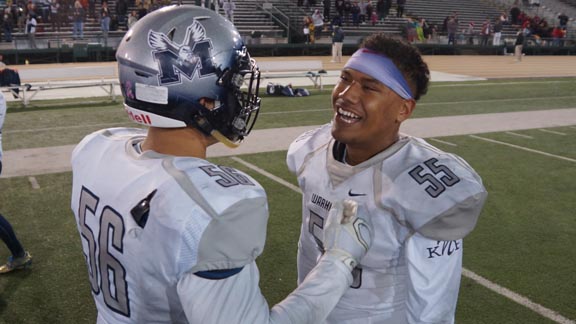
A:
[165,158,269,273]
[380,140,487,241]
[287,124,332,175]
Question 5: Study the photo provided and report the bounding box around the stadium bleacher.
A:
[0,0,574,63]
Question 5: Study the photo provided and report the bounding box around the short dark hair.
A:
[360,33,430,101]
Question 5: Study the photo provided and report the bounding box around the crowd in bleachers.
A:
[0,0,573,50]
[0,0,178,43]
[507,0,571,46]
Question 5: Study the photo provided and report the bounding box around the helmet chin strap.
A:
[210,130,240,148]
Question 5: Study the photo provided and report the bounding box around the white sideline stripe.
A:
[418,98,576,107]
[232,157,573,324]
[462,269,575,324]
[538,129,567,136]
[429,138,458,146]
[230,157,302,194]
[469,135,576,163]
[4,122,129,134]
[431,80,575,88]
[505,131,534,139]
[28,176,40,189]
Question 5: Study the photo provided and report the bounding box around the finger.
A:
[341,199,358,224]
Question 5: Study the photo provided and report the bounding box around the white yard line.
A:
[232,156,575,324]
[429,138,458,146]
[538,129,567,136]
[469,135,576,163]
[505,131,534,139]
[463,269,575,324]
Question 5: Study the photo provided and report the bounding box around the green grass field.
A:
[0,78,575,323]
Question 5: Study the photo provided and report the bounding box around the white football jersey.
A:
[287,124,487,324]
[72,127,356,324]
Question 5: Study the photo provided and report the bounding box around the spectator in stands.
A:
[396,0,405,18]
[350,1,360,27]
[465,21,475,45]
[415,17,424,42]
[303,15,312,43]
[500,12,509,25]
[510,0,520,25]
[552,26,564,47]
[127,9,138,29]
[72,0,84,40]
[421,18,431,41]
[429,23,438,41]
[493,17,502,45]
[480,17,491,46]
[312,9,324,39]
[323,0,330,22]
[514,28,524,62]
[366,1,375,24]
[100,1,110,40]
[331,25,344,62]
[222,0,235,23]
[49,0,59,31]
[343,0,351,25]
[375,0,384,21]
[88,0,95,18]
[358,0,367,24]
[558,13,569,29]
[25,13,36,49]
[0,87,33,275]
[331,14,342,31]
[404,16,415,42]
[3,10,13,42]
[446,16,458,45]
[137,3,147,19]
[335,0,344,19]
[116,0,128,30]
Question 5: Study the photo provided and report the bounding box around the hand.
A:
[322,200,373,271]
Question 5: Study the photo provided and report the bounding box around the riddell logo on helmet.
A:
[127,110,152,125]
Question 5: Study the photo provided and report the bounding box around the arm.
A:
[405,232,463,324]
[178,200,372,324]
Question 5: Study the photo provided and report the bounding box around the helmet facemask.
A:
[201,48,260,147]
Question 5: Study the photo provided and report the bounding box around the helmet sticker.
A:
[148,19,217,85]
[135,83,168,105]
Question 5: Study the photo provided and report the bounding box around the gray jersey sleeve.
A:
[178,254,352,324]
[191,196,268,273]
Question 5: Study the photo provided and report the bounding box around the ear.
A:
[397,99,416,123]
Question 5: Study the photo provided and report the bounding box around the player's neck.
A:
[141,127,213,158]
[344,135,399,166]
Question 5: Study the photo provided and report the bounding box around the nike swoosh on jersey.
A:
[348,189,366,197]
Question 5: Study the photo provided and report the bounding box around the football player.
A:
[71,5,373,324]
[287,33,488,323]
[0,90,33,274]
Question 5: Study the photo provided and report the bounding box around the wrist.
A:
[325,249,358,272]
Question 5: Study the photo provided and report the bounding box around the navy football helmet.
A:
[116,5,261,147]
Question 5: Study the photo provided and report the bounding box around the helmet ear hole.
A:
[198,98,216,110]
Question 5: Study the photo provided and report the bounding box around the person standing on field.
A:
[71,6,373,323]
[287,33,487,323]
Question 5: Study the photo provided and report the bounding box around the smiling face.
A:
[331,68,415,165]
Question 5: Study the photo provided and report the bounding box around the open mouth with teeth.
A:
[337,107,361,124]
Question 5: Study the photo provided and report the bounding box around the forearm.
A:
[178,256,351,324]
[270,253,352,324]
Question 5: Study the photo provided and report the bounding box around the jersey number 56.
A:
[77,187,131,317]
